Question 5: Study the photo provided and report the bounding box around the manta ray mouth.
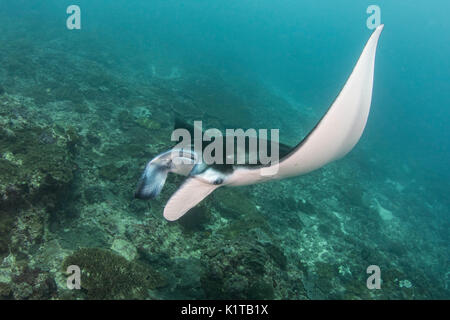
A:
[134,162,170,200]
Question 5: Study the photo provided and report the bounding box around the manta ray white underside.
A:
[136,25,384,221]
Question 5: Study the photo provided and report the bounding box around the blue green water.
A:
[0,0,448,299]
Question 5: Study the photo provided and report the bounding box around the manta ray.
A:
[135,25,384,221]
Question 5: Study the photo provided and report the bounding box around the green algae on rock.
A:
[111,238,138,261]
[0,282,12,299]
[0,118,76,205]
[10,266,57,300]
[62,248,166,299]
[0,94,77,261]
[136,117,161,130]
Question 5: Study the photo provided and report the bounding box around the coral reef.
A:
[62,248,165,299]
[0,94,77,267]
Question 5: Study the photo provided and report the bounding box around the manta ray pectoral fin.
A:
[275,24,384,178]
[226,25,384,186]
[163,177,219,221]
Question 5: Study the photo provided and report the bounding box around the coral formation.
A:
[62,248,165,299]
